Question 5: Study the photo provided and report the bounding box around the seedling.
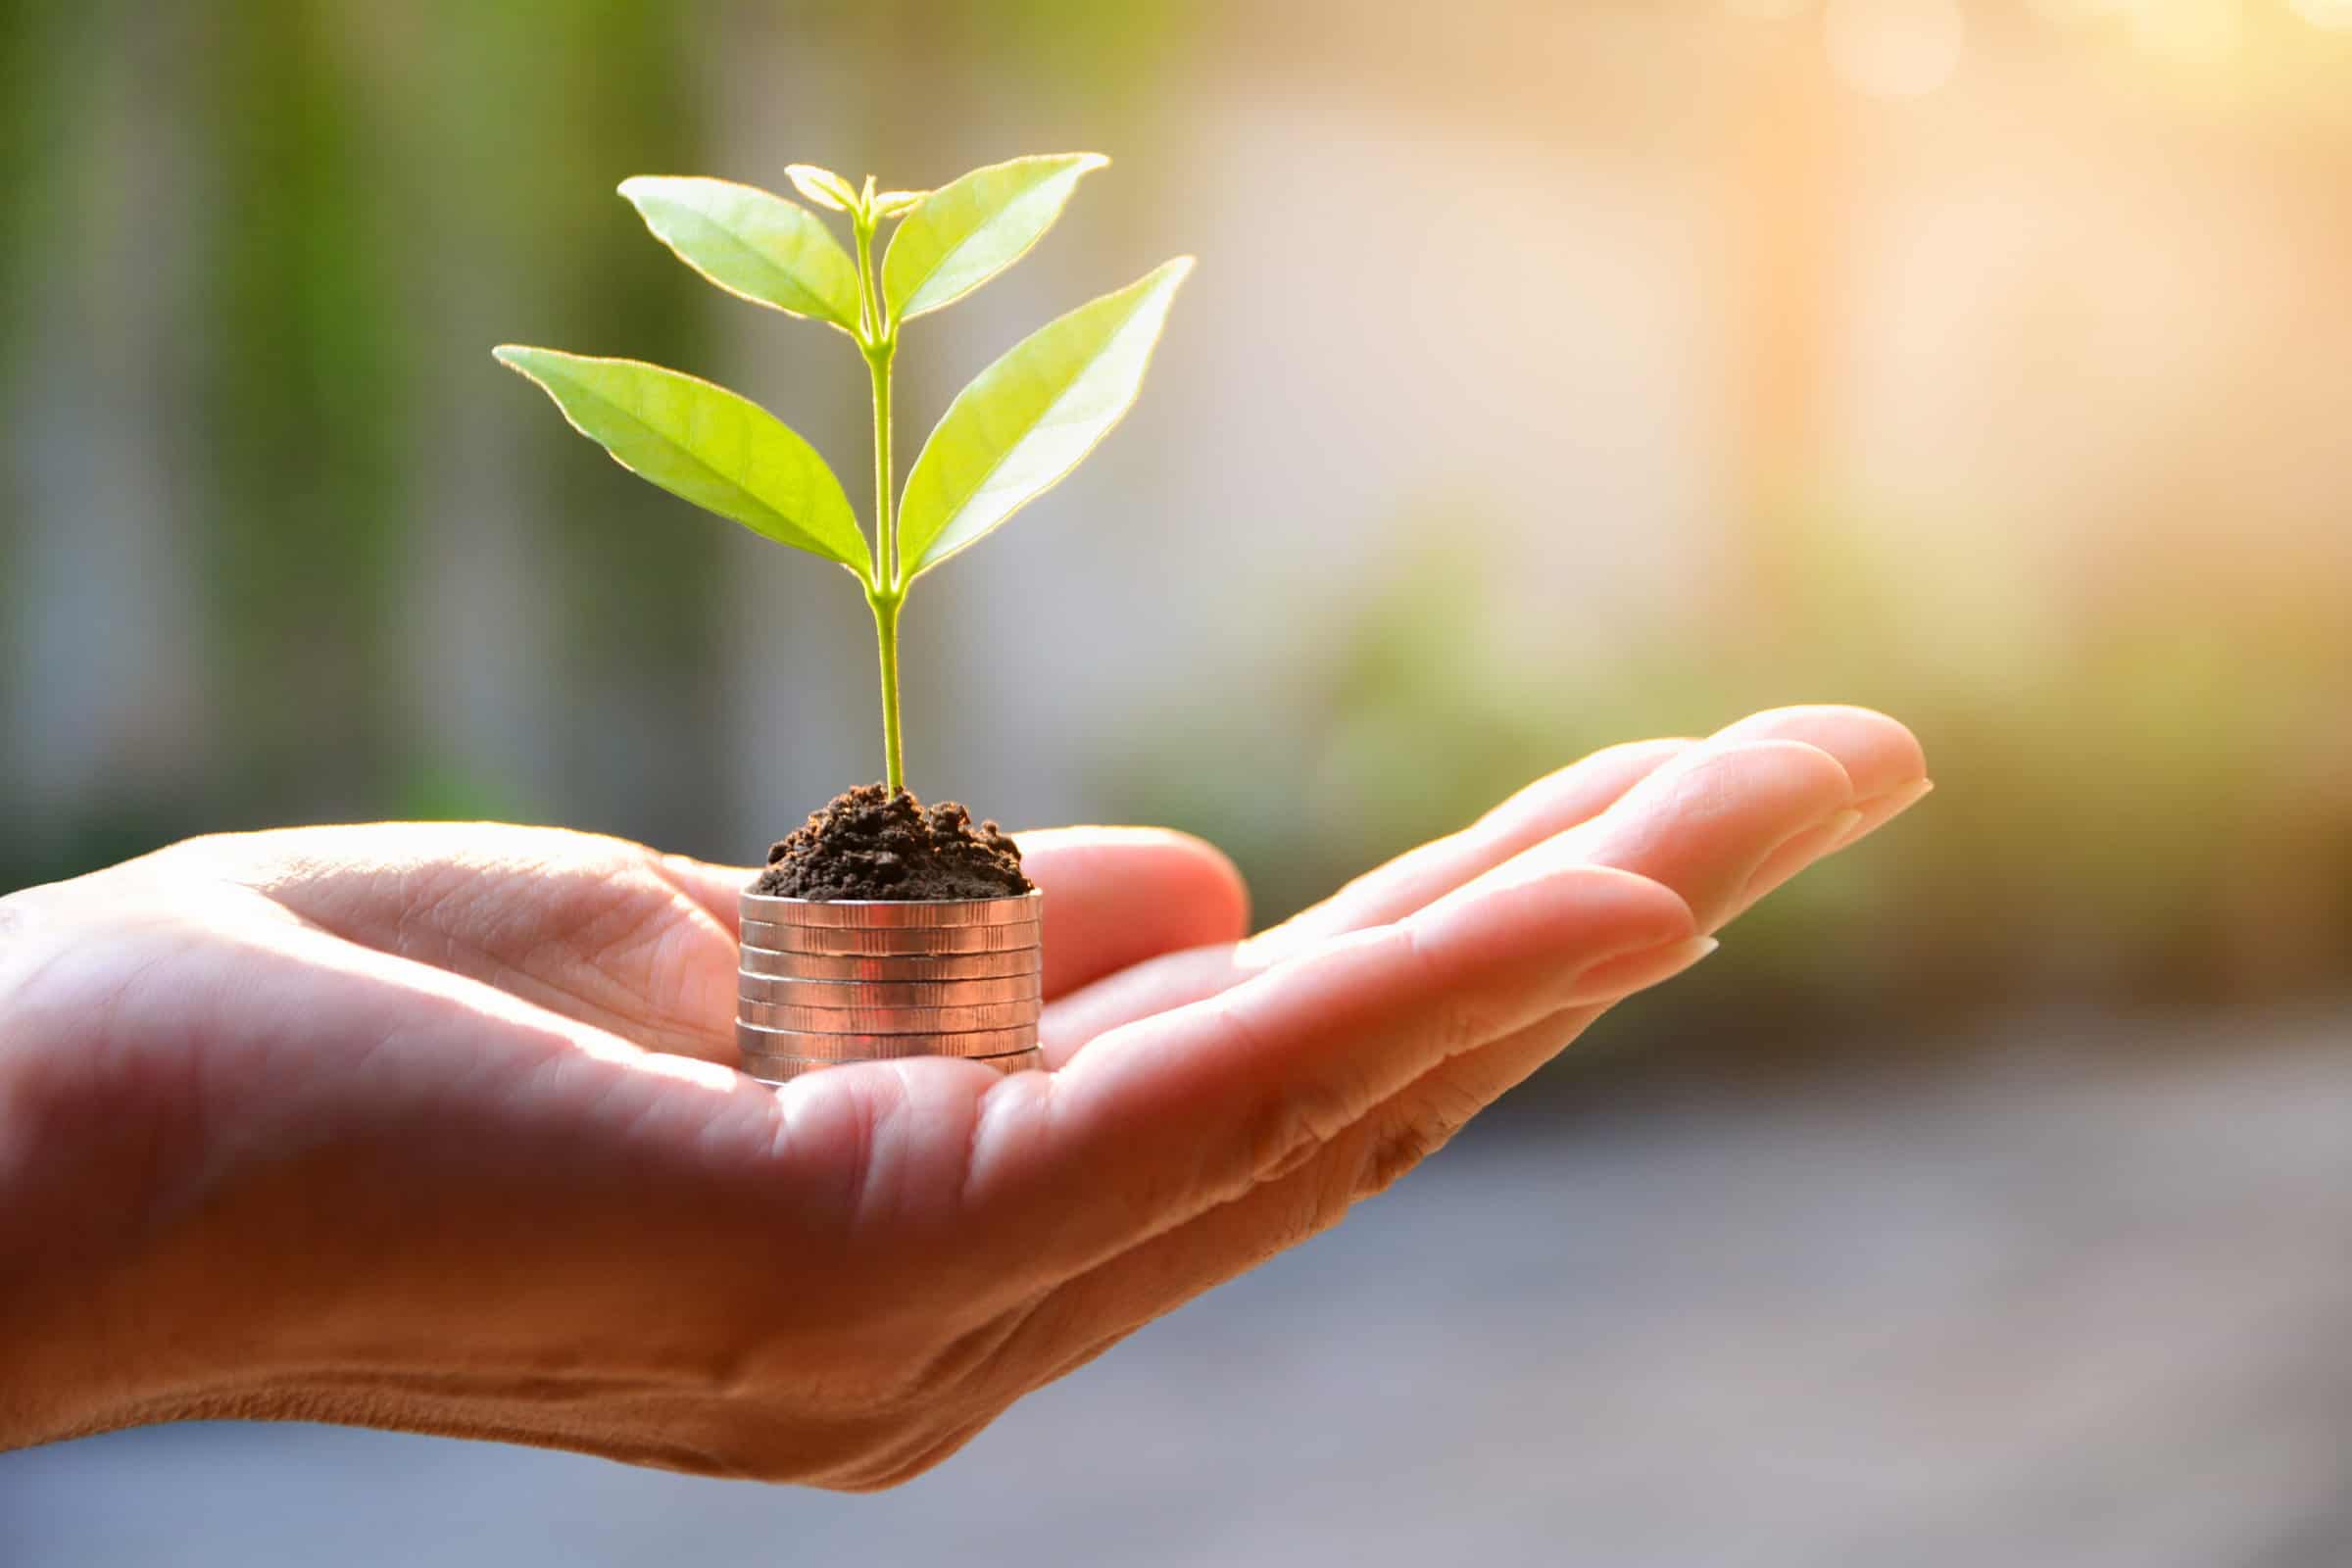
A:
[495,154,1190,795]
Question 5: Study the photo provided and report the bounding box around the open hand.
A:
[0,706,1927,1486]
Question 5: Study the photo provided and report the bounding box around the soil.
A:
[753,783,1035,901]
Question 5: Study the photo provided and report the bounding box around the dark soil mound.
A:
[753,784,1034,901]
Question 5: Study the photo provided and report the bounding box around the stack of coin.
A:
[737,890,1044,1084]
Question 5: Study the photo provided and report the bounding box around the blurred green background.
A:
[4,3,2351,1561]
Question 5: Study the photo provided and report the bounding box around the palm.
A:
[0,706,1925,1484]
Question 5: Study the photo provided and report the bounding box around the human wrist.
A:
[0,885,207,1449]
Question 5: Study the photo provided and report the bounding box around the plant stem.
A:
[866,345,896,590]
[854,206,906,792]
[865,352,906,793]
[870,592,905,795]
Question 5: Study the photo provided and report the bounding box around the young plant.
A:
[494,155,1190,795]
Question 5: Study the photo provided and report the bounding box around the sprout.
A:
[495,154,1191,793]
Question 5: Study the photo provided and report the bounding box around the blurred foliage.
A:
[205,0,414,801]
[2,0,719,856]
[200,0,717,807]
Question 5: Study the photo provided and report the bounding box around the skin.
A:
[0,705,1927,1487]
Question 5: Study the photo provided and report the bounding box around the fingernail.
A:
[1734,808,1865,912]
[1814,807,1867,849]
[1833,777,1935,851]
[1561,935,1719,1006]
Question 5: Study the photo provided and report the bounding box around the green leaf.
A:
[897,257,1192,578]
[492,345,871,578]
[871,189,927,219]
[784,163,857,213]
[617,175,862,332]
[882,153,1109,324]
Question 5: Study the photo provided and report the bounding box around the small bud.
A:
[785,163,856,212]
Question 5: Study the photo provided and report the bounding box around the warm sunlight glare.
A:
[1824,0,1969,97]
[2132,0,2242,62]
[2290,0,2352,29]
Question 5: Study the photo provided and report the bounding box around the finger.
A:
[1426,706,1920,937]
[969,862,1698,1284]
[1048,737,1847,1065]
[1717,775,1934,923]
[1687,706,1930,920]
[1455,736,1856,934]
[1244,703,1923,957]
[1837,777,1934,851]
[1709,704,1926,804]
[1251,738,1693,960]
[1014,829,1250,999]
[1041,947,1249,1069]
[1396,749,1924,1144]
[1041,739,1691,1062]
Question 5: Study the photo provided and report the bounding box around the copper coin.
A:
[739,918,1039,956]
[737,946,1040,982]
[738,998,1043,1033]
[734,1021,1040,1059]
[736,972,1043,1007]
[739,891,1041,928]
